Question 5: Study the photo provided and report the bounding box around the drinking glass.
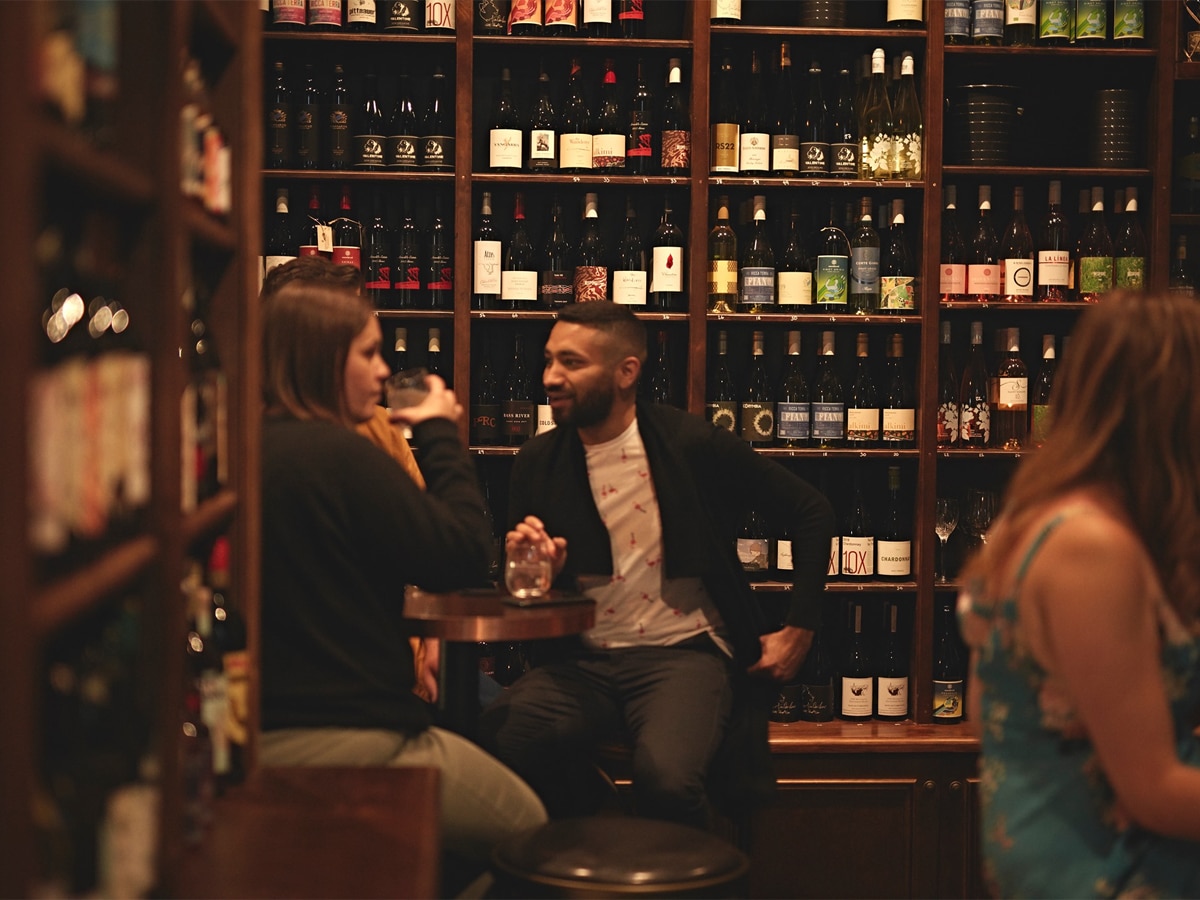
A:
[504,542,552,600]
[934,498,959,583]
[962,488,998,549]
[386,367,430,410]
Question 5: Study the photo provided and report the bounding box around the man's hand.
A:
[416,637,439,704]
[747,625,814,682]
[505,515,568,579]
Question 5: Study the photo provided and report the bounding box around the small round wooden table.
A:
[403,586,595,739]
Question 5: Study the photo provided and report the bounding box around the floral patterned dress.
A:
[963,512,1200,898]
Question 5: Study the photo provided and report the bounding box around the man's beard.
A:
[552,381,615,429]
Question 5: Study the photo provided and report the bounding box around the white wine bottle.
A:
[845,332,880,448]
[839,599,874,718]
[740,330,775,444]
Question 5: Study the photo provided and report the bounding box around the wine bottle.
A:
[778,207,813,307]
[272,0,307,29]
[888,0,923,26]
[798,624,835,722]
[660,58,691,175]
[393,194,421,309]
[849,196,880,315]
[472,191,502,310]
[574,192,609,302]
[540,197,574,308]
[385,72,419,169]
[1037,0,1071,43]
[353,72,385,170]
[425,327,446,382]
[648,329,676,406]
[771,43,801,177]
[1000,185,1034,302]
[618,0,644,39]
[811,330,845,449]
[1113,186,1146,290]
[264,188,297,275]
[612,196,648,308]
[502,332,534,445]
[880,333,915,447]
[1076,185,1113,303]
[737,509,772,582]
[940,185,967,302]
[739,195,776,312]
[593,59,625,171]
[299,184,329,258]
[710,55,740,174]
[332,184,361,269]
[845,332,880,448]
[708,195,738,313]
[265,61,292,169]
[488,67,523,172]
[383,0,421,31]
[706,329,738,433]
[1004,0,1035,44]
[582,0,613,35]
[308,0,344,30]
[502,192,538,311]
[363,195,392,308]
[1169,234,1195,296]
[971,0,1003,44]
[936,321,959,448]
[325,63,351,170]
[967,184,1000,303]
[959,320,990,447]
[878,198,915,312]
[891,53,922,180]
[796,59,830,177]
[875,599,909,719]
[649,198,685,311]
[508,0,543,32]
[470,349,502,444]
[710,0,741,24]
[1073,0,1107,44]
[877,467,912,582]
[840,470,875,582]
[741,329,775,444]
[526,67,557,173]
[829,65,859,179]
[815,202,851,310]
[559,58,593,174]
[858,48,893,180]
[626,59,655,175]
[1113,0,1144,45]
[740,49,770,174]
[932,597,965,723]
[776,330,810,448]
[1030,333,1056,447]
[545,0,578,32]
[840,599,873,718]
[945,0,971,45]
[476,0,507,33]
[426,196,453,309]
[420,67,453,171]
[295,64,321,169]
[1035,180,1071,302]
[993,327,1028,450]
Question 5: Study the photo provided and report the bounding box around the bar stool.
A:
[490,817,750,898]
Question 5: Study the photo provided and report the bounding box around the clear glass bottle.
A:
[959,320,990,447]
[857,48,893,180]
[850,196,880,315]
[612,196,648,308]
[1000,186,1034,302]
[1036,180,1072,302]
[967,185,1000,303]
[771,42,801,177]
[708,195,738,313]
[890,53,922,180]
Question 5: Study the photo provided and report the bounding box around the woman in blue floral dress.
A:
[959,291,1200,898]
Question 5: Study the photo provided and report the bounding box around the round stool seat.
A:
[491,817,749,898]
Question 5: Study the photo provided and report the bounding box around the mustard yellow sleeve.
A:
[356,407,426,490]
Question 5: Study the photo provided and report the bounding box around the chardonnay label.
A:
[776,539,794,573]
[827,536,840,577]
[840,535,875,577]
[932,679,964,720]
[877,539,912,578]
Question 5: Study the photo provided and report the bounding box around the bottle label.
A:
[541,271,574,306]
[560,133,594,170]
[428,256,453,291]
[937,400,960,446]
[778,271,813,306]
[393,256,420,291]
[851,247,881,298]
[489,128,523,169]
[877,539,911,578]
[960,400,990,444]
[799,681,834,721]
[273,0,306,25]
[932,679,964,720]
[1003,258,1034,297]
[474,240,502,294]
[740,266,777,306]
[711,0,741,19]
[618,0,644,22]
[422,135,453,169]
[1038,0,1071,38]
[711,123,740,172]
[880,275,916,310]
[967,263,1001,296]
[501,270,538,303]
[508,0,542,29]
[972,0,1004,38]
[661,129,691,171]
[876,676,909,717]
[776,402,810,441]
[861,134,892,180]
[1037,250,1070,286]
[740,401,775,443]
[354,133,385,169]
[365,256,391,292]
[574,265,609,302]
[592,133,626,169]
[529,128,557,168]
[1031,403,1052,445]
[709,260,738,298]
[706,400,737,432]
[545,0,577,27]
[1115,256,1145,289]
[811,402,844,442]
[628,111,653,160]
[770,683,803,723]
[944,0,971,36]
[477,0,506,30]
[329,105,351,166]
[736,537,770,573]
[296,108,318,166]
[308,0,344,26]
[888,0,922,21]
[846,407,880,442]
[332,245,361,269]
[264,254,297,274]
[998,377,1028,410]
[425,0,455,30]
[612,270,648,306]
[384,0,420,30]
[840,535,875,577]
[776,539,794,573]
[1112,0,1143,39]
[502,400,534,439]
[840,675,873,716]
[536,403,556,434]
[1079,257,1114,294]
[816,255,849,305]
[470,403,502,444]
[1005,0,1035,25]
[347,0,377,24]
[830,142,858,177]
[1074,0,1106,40]
[882,407,915,442]
[386,133,419,168]
[940,262,966,296]
[651,246,683,294]
[772,135,801,173]
[799,141,829,175]
[583,0,612,23]
[827,537,840,576]
[739,132,770,172]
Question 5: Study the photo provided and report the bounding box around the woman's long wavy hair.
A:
[962,291,1200,626]
[261,280,373,427]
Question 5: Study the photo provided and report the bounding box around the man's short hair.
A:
[556,301,647,364]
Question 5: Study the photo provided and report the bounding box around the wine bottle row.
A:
[475,0,653,38]
[706,328,916,450]
[944,0,1144,47]
[940,181,1147,304]
[710,0,925,30]
[266,0,456,34]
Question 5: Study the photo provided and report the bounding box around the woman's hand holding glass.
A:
[387,372,462,427]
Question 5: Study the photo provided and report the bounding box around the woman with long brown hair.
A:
[959,291,1200,897]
